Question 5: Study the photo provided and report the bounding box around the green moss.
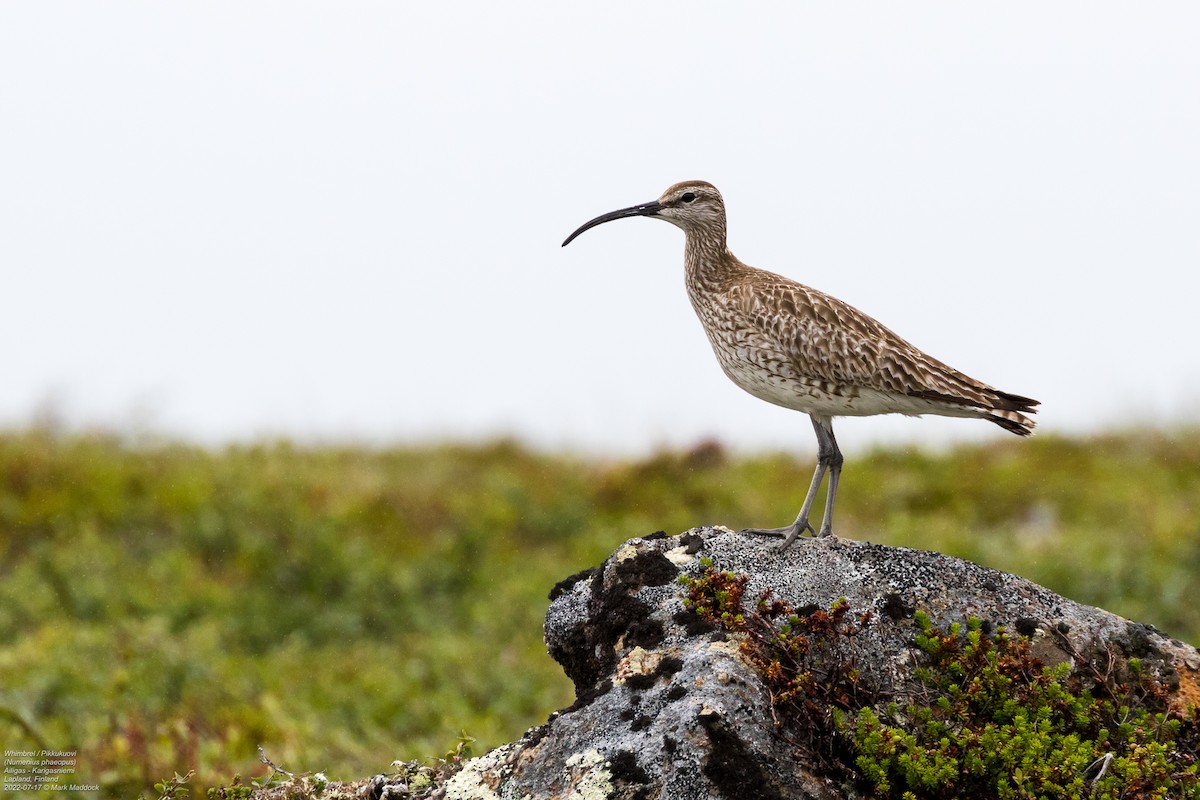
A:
[850,613,1199,798]
[681,562,1200,799]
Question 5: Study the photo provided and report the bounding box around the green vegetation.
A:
[1,427,1198,797]
[681,563,1200,799]
[850,613,1198,799]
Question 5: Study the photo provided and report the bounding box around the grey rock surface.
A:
[389,527,1200,800]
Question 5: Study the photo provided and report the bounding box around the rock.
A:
[276,527,1199,800]
[431,527,1200,800]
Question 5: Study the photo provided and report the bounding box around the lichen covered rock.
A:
[431,527,1199,800]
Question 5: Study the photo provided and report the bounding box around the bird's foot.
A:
[743,520,819,549]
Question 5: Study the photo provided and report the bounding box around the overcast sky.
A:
[3,3,1198,454]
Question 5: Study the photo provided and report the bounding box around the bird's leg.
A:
[745,415,834,547]
[812,417,843,538]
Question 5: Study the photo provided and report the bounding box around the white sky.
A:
[3,3,1198,454]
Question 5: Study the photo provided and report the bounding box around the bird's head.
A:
[561,180,726,247]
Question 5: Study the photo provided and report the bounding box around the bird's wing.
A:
[728,273,1020,408]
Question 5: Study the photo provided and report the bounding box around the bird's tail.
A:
[910,384,1040,436]
[985,390,1039,436]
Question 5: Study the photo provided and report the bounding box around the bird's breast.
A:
[688,290,847,412]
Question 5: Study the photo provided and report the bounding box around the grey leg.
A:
[745,415,841,547]
[812,416,843,538]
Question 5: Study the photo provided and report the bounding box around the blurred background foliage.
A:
[1,427,1197,797]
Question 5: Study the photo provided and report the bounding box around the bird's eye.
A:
[680,192,697,204]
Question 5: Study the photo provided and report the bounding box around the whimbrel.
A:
[562,180,1039,547]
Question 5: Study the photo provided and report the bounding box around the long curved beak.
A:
[561,200,663,247]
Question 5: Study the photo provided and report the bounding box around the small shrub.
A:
[681,561,876,769]
[680,562,1200,799]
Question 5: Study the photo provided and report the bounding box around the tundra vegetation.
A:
[1,427,1197,797]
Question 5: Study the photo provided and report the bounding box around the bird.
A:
[561,180,1039,547]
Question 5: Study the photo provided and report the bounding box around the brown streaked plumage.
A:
[562,180,1039,546]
